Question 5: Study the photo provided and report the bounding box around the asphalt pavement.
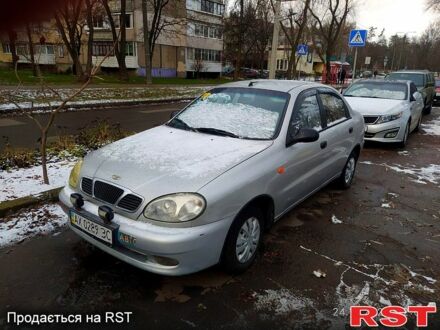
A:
[0,109,439,329]
[0,102,189,150]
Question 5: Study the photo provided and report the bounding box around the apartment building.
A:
[0,0,224,78]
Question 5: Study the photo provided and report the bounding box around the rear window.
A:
[387,73,425,87]
[344,82,408,100]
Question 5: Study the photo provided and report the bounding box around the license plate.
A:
[70,210,115,245]
[436,92,440,96]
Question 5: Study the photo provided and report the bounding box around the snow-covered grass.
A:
[0,203,66,248]
[422,118,440,136]
[0,86,208,112]
[0,160,75,202]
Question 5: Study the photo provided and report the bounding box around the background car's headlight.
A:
[69,159,83,188]
[376,112,403,124]
[143,193,206,222]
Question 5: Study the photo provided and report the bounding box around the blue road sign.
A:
[296,44,308,56]
[348,29,367,47]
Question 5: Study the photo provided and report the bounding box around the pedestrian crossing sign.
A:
[349,29,367,47]
[296,44,308,56]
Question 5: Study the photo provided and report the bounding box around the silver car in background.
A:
[343,80,424,147]
[59,80,364,276]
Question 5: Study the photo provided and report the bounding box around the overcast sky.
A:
[354,0,437,38]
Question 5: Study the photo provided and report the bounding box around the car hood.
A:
[345,97,407,115]
[82,126,272,199]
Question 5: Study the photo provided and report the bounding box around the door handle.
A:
[320,141,327,149]
[349,127,353,134]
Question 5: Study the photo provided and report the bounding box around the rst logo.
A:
[350,305,437,327]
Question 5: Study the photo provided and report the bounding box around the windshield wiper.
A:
[194,127,240,138]
[168,118,196,132]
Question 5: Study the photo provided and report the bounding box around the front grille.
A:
[93,180,124,204]
[364,132,375,138]
[363,116,379,124]
[81,177,93,195]
[118,194,143,211]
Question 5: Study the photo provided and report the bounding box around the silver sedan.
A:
[343,79,424,147]
[59,80,364,275]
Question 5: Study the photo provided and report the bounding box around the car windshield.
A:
[168,87,290,140]
[344,82,407,100]
[387,73,425,87]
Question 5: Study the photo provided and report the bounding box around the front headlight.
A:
[143,193,206,222]
[376,111,403,124]
[69,159,83,188]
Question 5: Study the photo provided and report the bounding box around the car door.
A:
[276,88,328,212]
[316,89,354,182]
[409,82,423,130]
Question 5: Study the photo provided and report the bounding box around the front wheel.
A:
[337,152,357,189]
[222,206,263,274]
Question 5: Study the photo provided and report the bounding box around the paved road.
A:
[0,102,189,150]
[1,109,440,329]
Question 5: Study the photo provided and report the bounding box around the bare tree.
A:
[2,46,116,184]
[191,58,205,78]
[101,0,129,81]
[309,0,354,83]
[25,24,37,76]
[141,0,186,84]
[55,0,87,80]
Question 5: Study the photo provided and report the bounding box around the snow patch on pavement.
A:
[360,161,440,186]
[253,289,315,315]
[0,203,66,248]
[422,118,440,136]
[331,215,343,224]
[0,160,75,202]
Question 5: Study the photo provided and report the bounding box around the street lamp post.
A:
[269,0,294,79]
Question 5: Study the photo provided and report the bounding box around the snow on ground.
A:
[0,203,66,248]
[360,161,440,186]
[0,160,75,202]
[422,118,440,136]
[0,86,208,111]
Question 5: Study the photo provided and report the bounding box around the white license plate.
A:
[70,211,113,245]
[436,92,440,96]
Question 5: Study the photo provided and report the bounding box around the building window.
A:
[16,44,29,55]
[35,45,55,55]
[125,42,136,56]
[113,13,133,29]
[93,15,107,29]
[199,0,225,16]
[188,47,221,62]
[189,22,223,40]
[92,41,115,56]
[2,43,11,53]
[276,59,288,70]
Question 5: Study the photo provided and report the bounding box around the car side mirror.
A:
[411,92,421,102]
[287,127,319,147]
[170,110,179,119]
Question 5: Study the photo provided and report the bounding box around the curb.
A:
[0,187,62,218]
[0,97,194,116]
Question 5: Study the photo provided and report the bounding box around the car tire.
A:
[424,102,432,115]
[337,152,358,189]
[398,121,410,148]
[221,206,264,274]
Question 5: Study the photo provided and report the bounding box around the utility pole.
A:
[269,0,282,79]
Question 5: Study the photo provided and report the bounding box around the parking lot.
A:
[0,107,439,329]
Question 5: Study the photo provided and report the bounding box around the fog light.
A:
[384,130,399,138]
[70,193,84,209]
[98,205,114,223]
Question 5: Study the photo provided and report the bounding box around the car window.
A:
[292,94,322,131]
[319,93,347,127]
[387,73,425,87]
[170,87,290,140]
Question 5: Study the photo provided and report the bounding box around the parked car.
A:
[343,79,424,147]
[386,70,435,114]
[60,80,364,276]
[434,79,440,105]
[241,67,260,79]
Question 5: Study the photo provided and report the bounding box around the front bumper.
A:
[59,186,233,276]
[363,118,406,143]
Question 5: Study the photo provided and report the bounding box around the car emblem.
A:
[112,175,121,181]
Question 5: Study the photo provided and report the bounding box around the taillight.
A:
[436,87,440,92]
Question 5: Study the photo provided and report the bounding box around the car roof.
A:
[217,79,324,93]
[390,70,431,75]
[356,79,409,84]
